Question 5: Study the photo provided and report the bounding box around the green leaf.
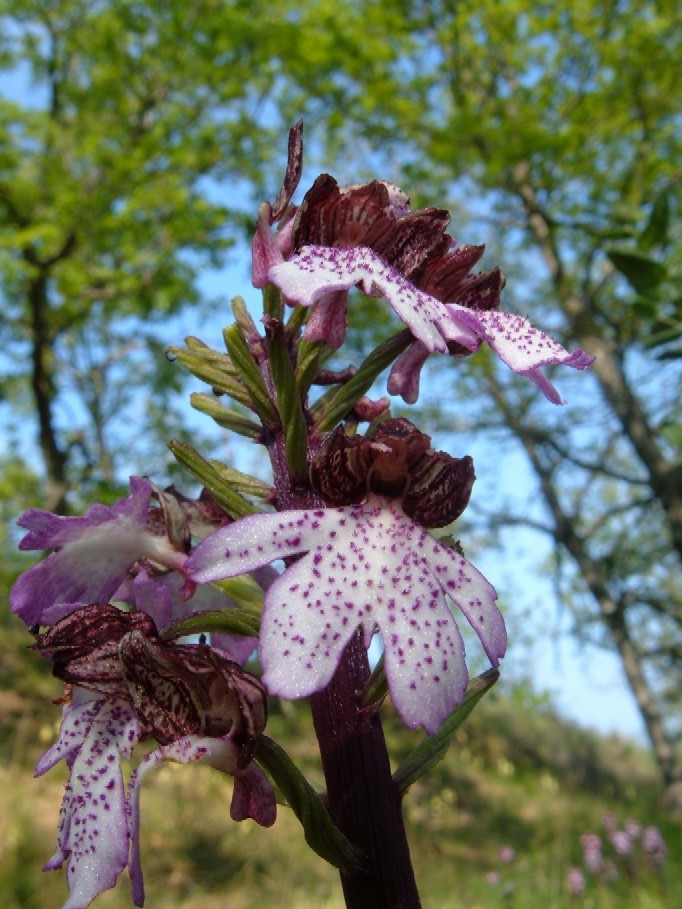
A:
[168,439,258,519]
[393,668,499,797]
[660,422,682,451]
[190,393,263,439]
[314,330,412,433]
[208,462,275,499]
[231,295,260,340]
[295,338,331,399]
[223,324,280,427]
[213,574,267,611]
[169,344,252,406]
[162,607,261,641]
[644,323,682,350]
[607,249,667,298]
[639,191,670,251]
[255,735,363,871]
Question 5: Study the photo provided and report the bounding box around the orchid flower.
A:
[35,693,144,909]
[34,604,275,909]
[10,478,187,626]
[37,690,275,909]
[270,245,595,404]
[10,478,258,661]
[188,496,506,735]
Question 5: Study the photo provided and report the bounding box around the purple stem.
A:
[267,422,422,909]
[310,633,422,909]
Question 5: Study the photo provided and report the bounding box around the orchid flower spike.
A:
[189,421,507,734]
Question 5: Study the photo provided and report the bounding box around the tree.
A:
[0,0,292,510]
[273,0,682,808]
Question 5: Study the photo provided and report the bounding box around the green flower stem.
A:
[266,320,309,485]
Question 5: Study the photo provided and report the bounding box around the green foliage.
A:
[393,668,499,796]
[167,439,259,518]
[0,0,298,502]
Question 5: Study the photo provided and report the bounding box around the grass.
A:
[1,616,679,909]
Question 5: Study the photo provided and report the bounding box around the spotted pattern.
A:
[37,692,274,909]
[36,697,142,909]
[389,304,595,405]
[269,245,448,353]
[268,245,594,407]
[188,497,506,734]
[461,306,596,404]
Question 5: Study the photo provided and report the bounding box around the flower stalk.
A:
[310,633,422,909]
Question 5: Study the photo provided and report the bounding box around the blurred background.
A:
[1,1,680,906]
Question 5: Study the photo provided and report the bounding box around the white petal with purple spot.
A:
[269,246,448,353]
[189,496,506,734]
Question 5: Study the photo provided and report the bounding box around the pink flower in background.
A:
[610,829,633,856]
[499,845,515,864]
[641,825,666,866]
[565,867,586,896]
[624,818,642,838]
[580,832,603,873]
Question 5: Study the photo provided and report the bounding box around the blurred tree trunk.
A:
[489,377,682,815]
[0,0,292,505]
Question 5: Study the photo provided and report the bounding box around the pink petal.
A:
[17,477,152,551]
[11,477,184,626]
[187,508,339,583]
[229,763,277,826]
[386,342,430,404]
[303,289,349,349]
[379,553,468,733]
[127,735,276,905]
[259,554,362,698]
[269,246,448,353]
[427,540,507,666]
[252,203,284,288]
[442,305,596,404]
[39,699,142,909]
[190,499,506,735]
